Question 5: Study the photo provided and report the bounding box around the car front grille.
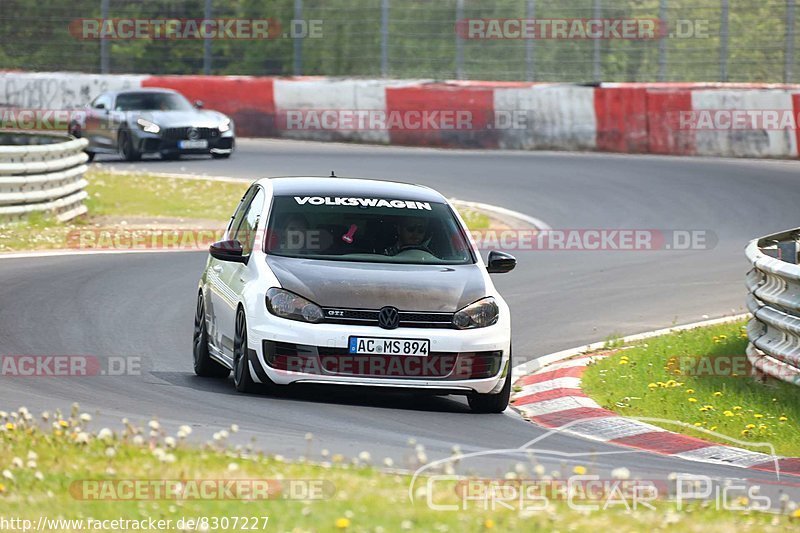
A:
[162,127,220,140]
[263,340,502,379]
[320,308,455,329]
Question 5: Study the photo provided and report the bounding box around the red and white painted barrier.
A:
[3,71,800,158]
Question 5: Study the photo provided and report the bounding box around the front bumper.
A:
[247,319,511,394]
[133,128,235,155]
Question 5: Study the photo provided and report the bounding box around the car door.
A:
[84,93,113,150]
[208,187,258,356]
[222,187,266,334]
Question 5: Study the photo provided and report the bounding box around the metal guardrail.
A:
[745,228,800,386]
[0,132,89,222]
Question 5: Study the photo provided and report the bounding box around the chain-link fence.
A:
[0,0,797,83]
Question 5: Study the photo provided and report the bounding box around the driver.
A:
[384,216,431,256]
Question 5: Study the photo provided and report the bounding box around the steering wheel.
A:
[397,244,435,255]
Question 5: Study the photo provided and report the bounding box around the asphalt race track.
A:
[2,138,800,484]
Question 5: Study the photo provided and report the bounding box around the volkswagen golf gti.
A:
[193,177,516,412]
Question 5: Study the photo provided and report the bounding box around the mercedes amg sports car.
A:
[194,177,516,413]
[68,88,234,161]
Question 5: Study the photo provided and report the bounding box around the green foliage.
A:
[0,0,796,82]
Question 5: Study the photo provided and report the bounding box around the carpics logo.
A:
[68,18,323,40]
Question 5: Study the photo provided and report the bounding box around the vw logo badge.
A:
[378,306,400,330]
[187,127,200,140]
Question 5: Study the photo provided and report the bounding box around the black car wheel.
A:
[233,308,258,393]
[69,122,95,162]
[211,152,231,159]
[118,128,142,162]
[467,350,512,414]
[193,293,230,378]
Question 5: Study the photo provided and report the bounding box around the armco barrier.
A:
[745,228,800,386]
[0,132,89,222]
[3,72,800,158]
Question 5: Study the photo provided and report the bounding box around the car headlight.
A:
[136,118,160,134]
[219,118,232,133]
[452,297,499,329]
[265,288,323,324]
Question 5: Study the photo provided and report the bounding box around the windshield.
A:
[265,195,474,265]
[114,92,194,112]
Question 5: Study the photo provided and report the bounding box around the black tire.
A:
[233,308,258,393]
[118,129,141,162]
[69,122,95,162]
[468,358,512,414]
[211,152,231,159]
[193,293,230,378]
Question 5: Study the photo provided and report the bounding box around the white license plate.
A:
[178,139,208,149]
[348,337,429,356]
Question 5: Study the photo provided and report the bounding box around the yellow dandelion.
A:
[4,423,14,431]
[58,420,69,428]
[688,398,698,403]
[745,424,756,429]
[793,508,800,518]
[0,483,5,494]
[723,411,734,417]
[733,406,742,411]
[713,392,722,397]
[648,383,657,389]
[618,360,628,365]
[779,416,788,422]
[710,426,717,431]
[484,519,496,529]
[573,465,587,475]
[335,517,351,529]
[686,389,695,394]
[741,429,750,436]
[694,422,703,427]
[754,414,763,419]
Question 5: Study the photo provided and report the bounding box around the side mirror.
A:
[486,250,516,273]
[209,239,247,263]
[194,100,204,109]
[95,103,106,110]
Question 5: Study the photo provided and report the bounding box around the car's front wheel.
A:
[233,308,259,393]
[467,356,512,414]
[118,128,141,162]
[68,122,95,162]
[193,293,230,378]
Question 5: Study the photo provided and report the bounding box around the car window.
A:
[233,188,266,256]
[91,94,111,109]
[226,187,257,241]
[115,92,193,111]
[264,195,473,266]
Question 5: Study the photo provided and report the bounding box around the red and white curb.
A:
[510,352,800,477]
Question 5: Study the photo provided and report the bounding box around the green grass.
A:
[0,170,496,253]
[84,171,248,221]
[582,321,800,457]
[0,407,796,532]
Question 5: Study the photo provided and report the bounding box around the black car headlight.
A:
[136,118,160,134]
[265,288,323,324]
[452,297,499,329]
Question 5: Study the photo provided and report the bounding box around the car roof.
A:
[105,88,182,97]
[258,177,447,203]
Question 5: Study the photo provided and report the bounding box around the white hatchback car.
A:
[193,177,516,412]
